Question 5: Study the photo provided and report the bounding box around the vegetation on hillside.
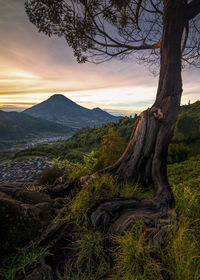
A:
[1,155,200,280]
[0,102,200,279]
[1,101,199,166]
[0,110,74,141]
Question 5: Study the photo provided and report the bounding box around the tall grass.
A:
[110,221,163,280]
[57,157,200,280]
[1,157,200,280]
[68,174,153,225]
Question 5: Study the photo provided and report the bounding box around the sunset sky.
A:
[0,0,199,116]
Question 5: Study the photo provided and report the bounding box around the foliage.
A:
[173,113,200,142]
[111,221,163,280]
[168,143,191,164]
[49,150,101,179]
[25,0,200,67]
[56,157,200,279]
[99,128,126,167]
[0,246,48,280]
[173,101,200,143]
[37,166,63,185]
[2,101,199,165]
[0,116,136,165]
[161,218,200,280]
[168,156,200,219]
[57,230,110,280]
[68,174,153,225]
[66,117,135,151]
[1,157,199,279]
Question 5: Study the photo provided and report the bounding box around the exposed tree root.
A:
[90,197,176,235]
[0,106,180,279]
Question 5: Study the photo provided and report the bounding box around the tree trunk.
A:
[90,0,186,231]
[101,0,185,205]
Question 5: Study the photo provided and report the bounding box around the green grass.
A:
[110,221,163,280]
[0,246,48,280]
[67,174,154,225]
[56,157,200,279]
[1,157,200,280]
[160,217,200,280]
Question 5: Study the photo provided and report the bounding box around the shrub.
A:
[38,166,63,185]
[0,246,48,280]
[49,150,101,180]
[168,143,191,164]
[99,128,126,168]
[111,221,162,280]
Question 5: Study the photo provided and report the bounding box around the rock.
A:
[0,183,61,262]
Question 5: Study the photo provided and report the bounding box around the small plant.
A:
[0,246,48,280]
[99,128,126,167]
[111,221,162,280]
[57,230,110,280]
[161,217,200,280]
[38,166,63,185]
[25,184,44,192]
[48,150,101,180]
[68,174,153,225]
[168,143,191,164]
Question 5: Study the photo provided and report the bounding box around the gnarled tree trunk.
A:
[90,0,186,231]
[102,0,185,205]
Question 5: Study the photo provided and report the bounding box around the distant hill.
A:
[173,100,200,142]
[0,110,75,141]
[23,94,120,128]
[2,101,200,162]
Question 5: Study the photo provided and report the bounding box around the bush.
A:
[37,166,63,185]
[168,143,191,164]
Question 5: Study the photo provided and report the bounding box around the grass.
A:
[57,156,200,279]
[168,155,200,219]
[1,156,200,280]
[67,174,154,225]
[0,245,48,280]
[110,221,163,280]
[161,217,200,280]
[57,229,110,280]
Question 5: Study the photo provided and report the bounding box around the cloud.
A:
[0,0,199,114]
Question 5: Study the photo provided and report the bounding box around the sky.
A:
[0,0,199,116]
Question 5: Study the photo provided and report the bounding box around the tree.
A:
[25,0,200,230]
[100,128,126,167]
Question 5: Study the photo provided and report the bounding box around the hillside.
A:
[0,155,199,279]
[173,100,200,142]
[2,117,135,162]
[1,101,199,163]
[0,110,75,141]
[23,94,120,128]
[0,103,200,279]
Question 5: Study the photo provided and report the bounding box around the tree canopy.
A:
[25,0,200,207]
[26,0,200,69]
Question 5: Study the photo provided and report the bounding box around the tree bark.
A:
[90,0,186,231]
[100,0,185,205]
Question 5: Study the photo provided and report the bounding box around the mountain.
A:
[23,94,120,128]
[0,110,75,141]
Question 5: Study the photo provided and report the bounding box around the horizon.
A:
[1,93,198,118]
[0,0,199,116]
[0,93,144,116]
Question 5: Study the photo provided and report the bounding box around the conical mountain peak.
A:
[23,94,119,128]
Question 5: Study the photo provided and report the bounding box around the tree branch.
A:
[181,22,189,53]
[135,0,143,26]
[187,0,200,21]
[150,0,163,15]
